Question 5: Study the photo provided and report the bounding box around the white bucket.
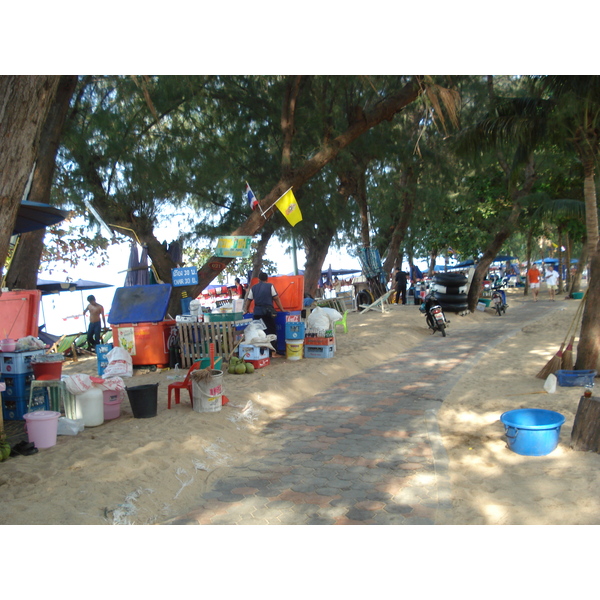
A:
[74,387,105,427]
[192,369,223,413]
[286,339,304,360]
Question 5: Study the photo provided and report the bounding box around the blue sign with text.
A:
[172,267,198,287]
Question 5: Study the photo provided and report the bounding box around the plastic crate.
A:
[556,370,597,387]
[304,345,335,359]
[0,373,34,397]
[238,344,269,361]
[247,356,270,369]
[303,336,334,346]
[0,350,45,375]
[206,312,243,322]
[285,322,305,340]
[2,388,48,421]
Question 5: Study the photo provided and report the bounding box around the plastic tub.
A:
[0,339,16,352]
[24,410,61,449]
[126,383,159,418]
[103,390,122,420]
[500,408,565,456]
[286,340,304,360]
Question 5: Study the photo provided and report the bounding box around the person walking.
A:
[243,272,285,339]
[394,268,409,305]
[527,264,541,301]
[83,295,106,350]
[544,264,559,301]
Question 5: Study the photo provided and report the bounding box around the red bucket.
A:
[32,361,63,381]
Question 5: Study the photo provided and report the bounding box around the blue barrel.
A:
[500,408,565,456]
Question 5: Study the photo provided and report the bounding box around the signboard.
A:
[172,267,199,287]
[214,236,253,258]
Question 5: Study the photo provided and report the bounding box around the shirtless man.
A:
[83,295,106,349]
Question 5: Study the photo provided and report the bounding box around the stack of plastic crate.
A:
[303,327,335,359]
[0,349,48,420]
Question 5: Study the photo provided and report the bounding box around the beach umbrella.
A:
[13,201,69,235]
[493,255,518,263]
[37,278,77,295]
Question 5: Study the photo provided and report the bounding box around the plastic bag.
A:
[64,374,93,395]
[57,417,85,436]
[544,373,557,394]
[307,307,331,330]
[102,347,133,378]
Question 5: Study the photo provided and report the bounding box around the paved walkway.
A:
[164,299,561,525]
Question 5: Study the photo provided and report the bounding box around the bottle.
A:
[584,384,593,398]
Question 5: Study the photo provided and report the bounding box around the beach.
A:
[1,288,597,526]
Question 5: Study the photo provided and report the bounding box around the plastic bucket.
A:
[0,338,16,352]
[103,390,122,420]
[32,361,63,381]
[126,383,159,418]
[500,408,566,456]
[23,410,61,449]
[74,387,105,427]
[192,370,223,413]
[286,339,304,360]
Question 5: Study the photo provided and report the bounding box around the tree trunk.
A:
[467,202,523,311]
[4,75,78,290]
[303,236,332,297]
[0,76,60,280]
[571,394,600,452]
[575,155,600,371]
[250,230,273,282]
[382,166,416,277]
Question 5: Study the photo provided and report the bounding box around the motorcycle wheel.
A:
[439,323,446,337]
[426,314,435,331]
[495,303,502,316]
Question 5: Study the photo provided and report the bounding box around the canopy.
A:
[14,201,69,235]
[534,258,559,265]
[37,277,113,295]
[493,255,518,262]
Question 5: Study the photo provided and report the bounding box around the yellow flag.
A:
[275,188,302,227]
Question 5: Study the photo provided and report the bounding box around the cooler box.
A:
[0,290,42,339]
[247,275,304,312]
[111,322,176,369]
[108,284,176,368]
[275,311,302,354]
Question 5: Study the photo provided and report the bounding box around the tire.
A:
[433,273,468,287]
[357,289,374,308]
[433,292,468,304]
[440,323,446,337]
[495,303,502,316]
[426,314,435,331]
[431,283,468,295]
[436,301,469,313]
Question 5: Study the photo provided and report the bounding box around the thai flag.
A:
[246,183,259,210]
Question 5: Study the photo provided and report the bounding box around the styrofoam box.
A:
[239,344,269,361]
[304,345,335,359]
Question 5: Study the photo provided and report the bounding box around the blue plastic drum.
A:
[500,408,566,456]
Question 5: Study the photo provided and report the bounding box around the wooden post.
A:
[570,395,600,452]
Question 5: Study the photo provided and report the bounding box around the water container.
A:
[500,408,565,456]
[74,387,105,427]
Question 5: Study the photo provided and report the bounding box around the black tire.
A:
[495,303,502,316]
[440,323,446,337]
[436,301,469,313]
[357,289,374,307]
[433,292,468,304]
[433,274,468,287]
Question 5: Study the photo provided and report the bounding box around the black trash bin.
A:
[126,383,159,418]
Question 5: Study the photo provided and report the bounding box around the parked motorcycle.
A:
[419,292,449,336]
[491,283,508,316]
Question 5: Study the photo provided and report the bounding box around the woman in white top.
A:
[544,265,559,301]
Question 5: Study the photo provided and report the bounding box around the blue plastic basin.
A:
[500,408,565,456]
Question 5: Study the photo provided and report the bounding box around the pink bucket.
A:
[103,390,122,420]
[23,410,61,449]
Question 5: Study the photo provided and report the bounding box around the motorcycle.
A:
[419,292,449,336]
[491,283,508,316]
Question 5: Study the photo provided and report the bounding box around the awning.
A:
[14,201,69,235]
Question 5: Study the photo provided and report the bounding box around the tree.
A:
[4,75,78,290]
[0,76,61,281]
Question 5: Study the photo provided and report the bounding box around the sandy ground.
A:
[0,288,597,526]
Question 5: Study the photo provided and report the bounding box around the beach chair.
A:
[359,290,394,314]
[167,361,200,409]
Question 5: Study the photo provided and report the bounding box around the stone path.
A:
[164,300,560,525]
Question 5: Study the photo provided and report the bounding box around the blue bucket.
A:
[500,408,566,456]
